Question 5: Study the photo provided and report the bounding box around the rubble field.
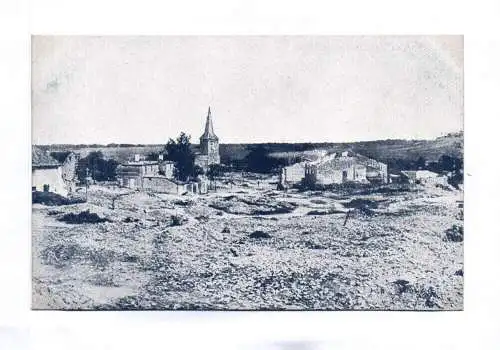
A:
[32,174,463,310]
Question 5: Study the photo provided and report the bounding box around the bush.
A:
[249,230,271,239]
[393,279,412,294]
[344,198,380,210]
[123,216,139,223]
[173,199,194,206]
[32,191,85,206]
[445,225,464,242]
[57,210,111,224]
[170,215,186,226]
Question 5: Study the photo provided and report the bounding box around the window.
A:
[43,184,50,192]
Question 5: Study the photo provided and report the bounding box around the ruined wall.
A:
[159,162,175,178]
[354,165,367,182]
[32,167,69,196]
[282,162,307,184]
[61,153,78,194]
[316,167,354,185]
[142,176,185,194]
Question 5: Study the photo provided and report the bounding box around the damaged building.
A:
[400,170,448,186]
[32,147,78,196]
[116,154,208,195]
[280,151,388,188]
[116,154,174,189]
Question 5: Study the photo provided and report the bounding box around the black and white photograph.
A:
[31,35,464,311]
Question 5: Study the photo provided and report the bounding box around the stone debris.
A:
[32,178,463,310]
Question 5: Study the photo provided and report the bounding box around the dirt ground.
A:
[32,174,463,310]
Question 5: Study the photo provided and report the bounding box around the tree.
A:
[438,155,463,172]
[164,132,198,182]
[437,155,463,189]
[206,164,223,181]
[77,151,118,183]
[414,156,426,170]
[245,145,283,173]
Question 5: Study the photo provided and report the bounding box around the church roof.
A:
[200,106,218,140]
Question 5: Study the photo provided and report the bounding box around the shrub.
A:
[173,199,194,206]
[57,210,111,224]
[170,215,186,226]
[123,216,139,223]
[32,191,86,206]
[344,198,380,210]
[249,230,271,239]
[445,224,464,242]
[393,279,412,294]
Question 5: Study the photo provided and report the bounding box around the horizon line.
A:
[33,131,463,147]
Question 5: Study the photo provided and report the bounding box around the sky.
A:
[32,36,463,145]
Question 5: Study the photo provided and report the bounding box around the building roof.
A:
[200,106,218,141]
[32,146,61,168]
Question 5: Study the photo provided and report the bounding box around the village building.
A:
[280,151,388,188]
[280,161,308,185]
[32,147,78,196]
[116,106,218,195]
[116,154,175,190]
[278,149,329,187]
[195,106,220,171]
[400,170,448,186]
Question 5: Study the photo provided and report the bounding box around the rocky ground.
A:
[32,174,463,310]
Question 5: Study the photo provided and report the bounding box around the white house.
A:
[32,147,78,197]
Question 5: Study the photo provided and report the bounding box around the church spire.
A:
[201,106,217,140]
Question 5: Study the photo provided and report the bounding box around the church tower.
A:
[199,106,220,166]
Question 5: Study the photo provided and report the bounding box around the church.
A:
[195,106,221,171]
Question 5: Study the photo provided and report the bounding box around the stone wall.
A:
[60,153,78,194]
[142,176,184,194]
[282,162,307,184]
[32,167,69,196]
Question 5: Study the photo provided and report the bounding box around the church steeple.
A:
[201,106,218,140]
[198,106,221,167]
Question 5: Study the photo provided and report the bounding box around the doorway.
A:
[342,170,348,182]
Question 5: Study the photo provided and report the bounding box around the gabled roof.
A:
[32,146,61,168]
